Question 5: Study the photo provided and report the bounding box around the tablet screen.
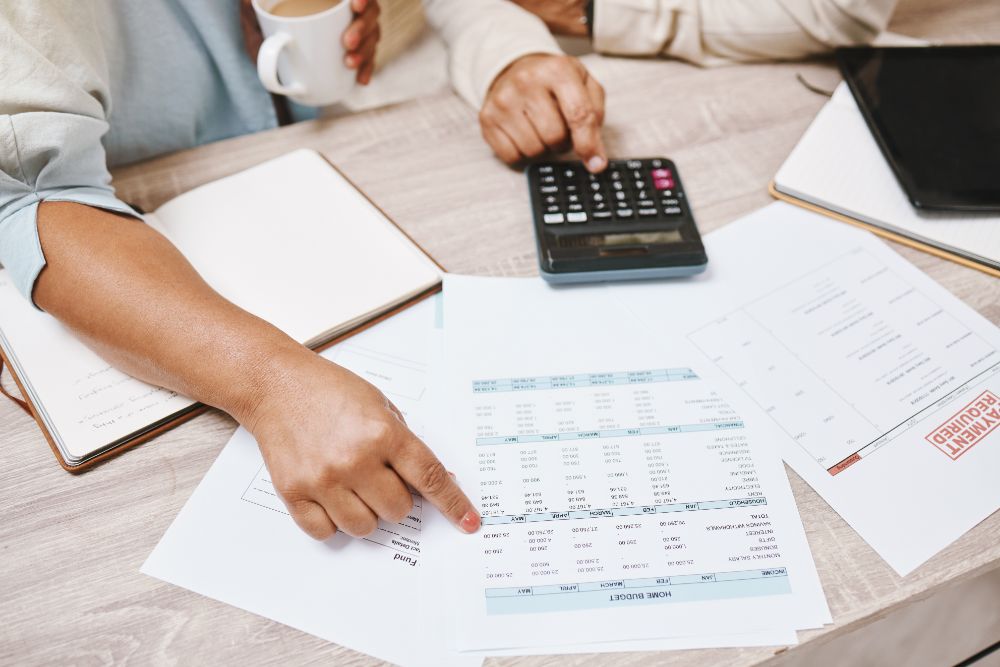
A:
[837,46,1000,212]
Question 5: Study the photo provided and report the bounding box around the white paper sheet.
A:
[143,299,477,667]
[614,203,1000,575]
[424,276,829,652]
[143,296,795,663]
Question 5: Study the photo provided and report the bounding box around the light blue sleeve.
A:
[0,6,141,308]
[0,112,141,309]
[0,189,139,307]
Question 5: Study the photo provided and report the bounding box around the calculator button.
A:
[592,210,613,221]
[544,195,558,204]
[545,205,561,213]
[653,178,675,190]
[639,208,659,218]
[541,175,556,185]
[651,168,672,180]
[589,181,601,191]
[564,184,579,193]
[563,168,578,179]
[568,203,584,212]
[543,213,565,224]
[609,170,622,181]
[567,212,588,223]
[637,199,655,208]
[538,165,554,174]
[661,198,680,206]
[614,191,627,202]
[650,159,663,168]
[633,180,646,190]
[567,194,581,203]
[626,160,642,169]
[591,193,605,203]
[663,206,683,216]
[611,181,624,191]
[614,208,635,219]
[541,186,559,194]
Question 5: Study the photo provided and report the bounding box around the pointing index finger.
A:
[392,435,481,533]
[551,71,607,173]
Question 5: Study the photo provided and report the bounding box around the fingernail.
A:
[459,510,481,533]
[587,156,607,172]
[448,470,457,479]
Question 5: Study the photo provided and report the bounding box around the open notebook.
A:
[772,83,1000,277]
[0,150,442,470]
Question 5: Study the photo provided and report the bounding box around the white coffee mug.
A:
[252,0,356,107]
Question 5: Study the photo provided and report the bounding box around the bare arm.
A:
[34,201,481,538]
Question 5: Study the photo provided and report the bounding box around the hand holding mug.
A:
[253,0,381,106]
[343,0,381,85]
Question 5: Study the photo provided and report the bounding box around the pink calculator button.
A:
[651,168,672,180]
[653,177,675,190]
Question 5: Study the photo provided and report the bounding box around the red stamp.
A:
[925,390,1000,460]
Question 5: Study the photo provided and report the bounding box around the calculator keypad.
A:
[533,159,686,227]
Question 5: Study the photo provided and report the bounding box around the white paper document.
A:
[614,203,1000,575]
[426,276,829,652]
[142,299,474,667]
[143,296,795,663]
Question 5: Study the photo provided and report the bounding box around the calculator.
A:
[527,158,708,284]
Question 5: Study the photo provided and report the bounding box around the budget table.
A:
[3,0,999,664]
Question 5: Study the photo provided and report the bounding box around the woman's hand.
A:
[248,347,481,540]
[343,0,381,84]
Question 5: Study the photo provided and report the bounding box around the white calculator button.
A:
[567,212,588,223]
[543,213,565,224]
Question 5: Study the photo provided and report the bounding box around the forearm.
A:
[32,202,307,424]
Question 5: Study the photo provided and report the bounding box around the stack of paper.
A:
[142,291,822,664]
[423,274,830,656]
[143,202,1000,663]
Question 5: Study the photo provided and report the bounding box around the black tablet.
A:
[836,46,1000,212]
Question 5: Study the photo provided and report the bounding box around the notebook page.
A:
[152,150,441,345]
[774,83,1000,269]
[0,274,195,463]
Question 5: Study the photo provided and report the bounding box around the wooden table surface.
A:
[3,1,999,664]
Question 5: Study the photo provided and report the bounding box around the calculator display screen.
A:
[556,230,684,248]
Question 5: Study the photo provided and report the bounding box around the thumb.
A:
[393,437,481,533]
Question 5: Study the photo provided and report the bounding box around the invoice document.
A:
[425,276,829,652]
[143,296,796,663]
[615,202,1000,575]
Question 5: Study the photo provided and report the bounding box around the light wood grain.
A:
[3,1,1000,664]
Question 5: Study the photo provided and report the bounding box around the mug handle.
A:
[257,32,306,98]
